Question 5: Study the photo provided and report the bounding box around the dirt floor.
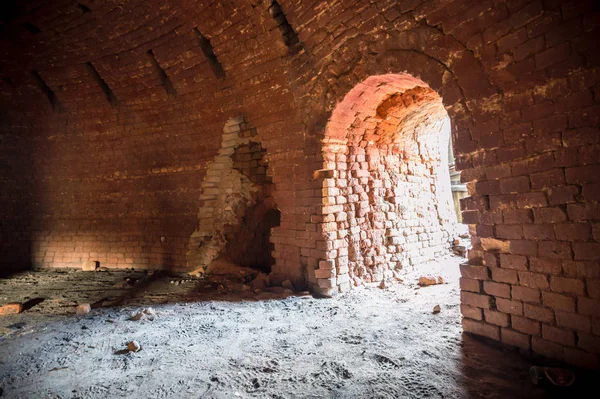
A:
[0,256,584,398]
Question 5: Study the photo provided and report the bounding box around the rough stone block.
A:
[523,304,554,323]
[496,298,524,316]
[462,318,500,341]
[0,303,23,316]
[542,324,575,347]
[556,311,591,332]
[501,327,531,350]
[512,315,541,335]
[512,286,540,303]
[461,304,483,321]
[549,276,585,295]
[461,291,492,309]
[484,309,510,327]
[484,281,511,298]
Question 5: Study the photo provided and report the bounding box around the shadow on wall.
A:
[226,206,281,273]
[0,87,37,277]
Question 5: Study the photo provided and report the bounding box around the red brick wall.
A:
[0,0,599,366]
[0,1,305,275]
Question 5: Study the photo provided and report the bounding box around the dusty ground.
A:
[0,256,570,398]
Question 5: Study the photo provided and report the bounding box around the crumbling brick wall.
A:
[0,0,599,367]
[187,116,278,274]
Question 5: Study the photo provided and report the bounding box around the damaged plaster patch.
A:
[187,116,260,275]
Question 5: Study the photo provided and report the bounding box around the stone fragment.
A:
[392,270,403,282]
[453,245,467,257]
[433,305,441,314]
[143,307,155,316]
[127,340,141,352]
[0,303,23,316]
[418,276,444,286]
[312,169,334,179]
[130,312,144,321]
[82,261,98,271]
[76,303,91,315]
[378,279,387,289]
[418,276,436,286]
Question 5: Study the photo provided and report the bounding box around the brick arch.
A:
[309,71,458,294]
[292,6,600,367]
[298,29,500,297]
[303,50,472,156]
[300,24,502,152]
[323,74,445,143]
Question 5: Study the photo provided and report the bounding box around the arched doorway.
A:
[312,74,459,293]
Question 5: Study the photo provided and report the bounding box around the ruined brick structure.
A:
[186,116,278,274]
[0,0,599,367]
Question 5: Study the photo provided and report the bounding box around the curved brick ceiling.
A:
[0,0,290,114]
[370,86,447,146]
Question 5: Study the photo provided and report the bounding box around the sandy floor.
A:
[0,257,559,398]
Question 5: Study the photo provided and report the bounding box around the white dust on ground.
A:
[0,256,547,398]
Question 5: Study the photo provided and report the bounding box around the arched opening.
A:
[317,73,460,290]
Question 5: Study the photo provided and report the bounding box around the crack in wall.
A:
[187,117,257,274]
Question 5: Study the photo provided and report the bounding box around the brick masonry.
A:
[0,0,599,367]
[311,80,458,294]
[187,116,277,274]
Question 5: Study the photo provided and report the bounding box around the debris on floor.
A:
[433,304,441,313]
[127,340,141,352]
[452,235,471,258]
[82,261,98,272]
[143,307,155,316]
[530,366,575,387]
[418,275,444,286]
[129,311,144,321]
[0,255,551,398]
[0,303,23,316]
[76,303,91,315]
[130,307,156,321]
[250,274,269,290]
